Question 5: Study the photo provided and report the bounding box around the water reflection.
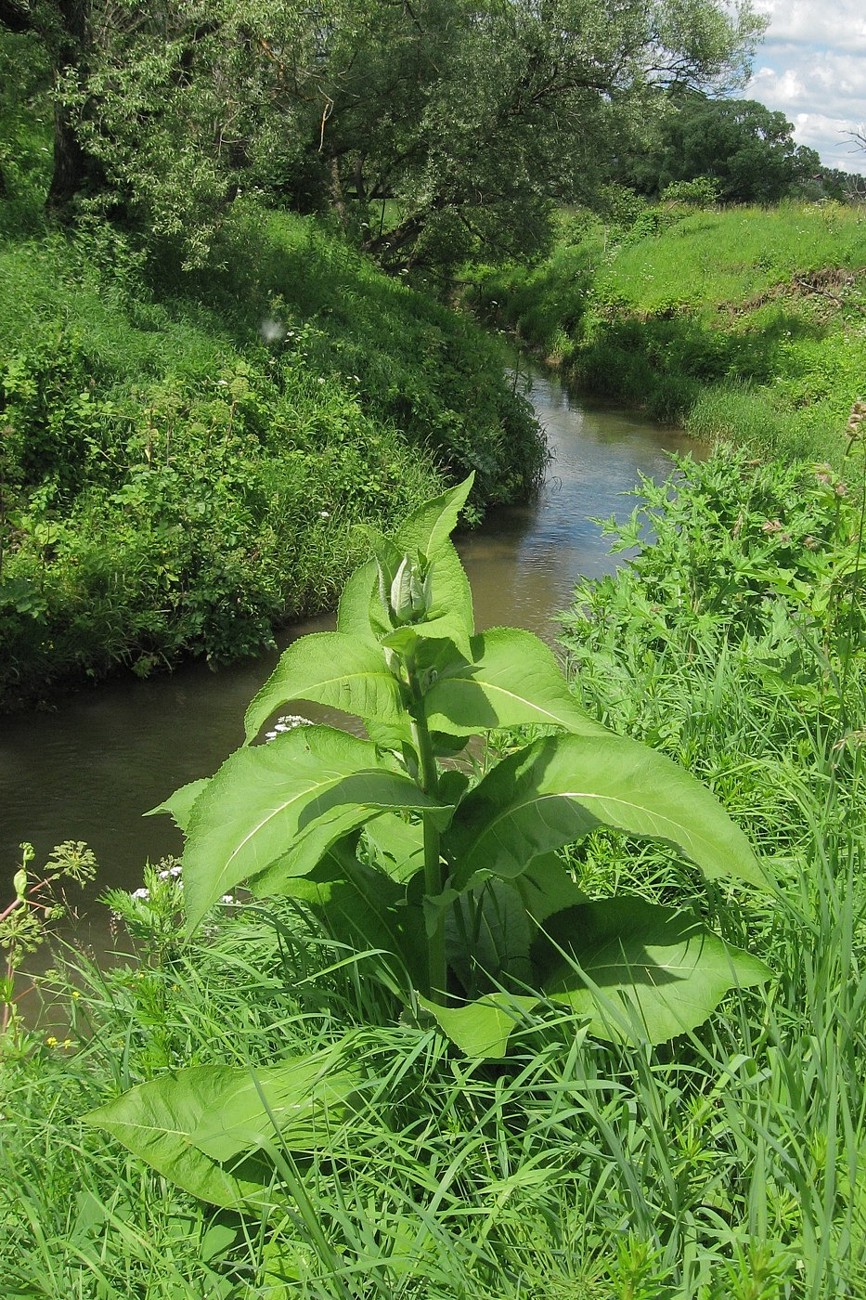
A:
[459,370,701,635]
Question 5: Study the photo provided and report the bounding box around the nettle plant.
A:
[87,475,770,1207]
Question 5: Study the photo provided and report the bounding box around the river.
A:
[1,366,702,916]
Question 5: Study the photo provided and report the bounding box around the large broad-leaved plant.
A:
[86,475,770,1207]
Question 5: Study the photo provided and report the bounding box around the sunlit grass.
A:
[465,200,866,459]
[3,446,865,1297]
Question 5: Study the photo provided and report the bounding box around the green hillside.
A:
[467,201,866,462]
[0,208,543,708]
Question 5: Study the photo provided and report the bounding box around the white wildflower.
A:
[265,714,314,742]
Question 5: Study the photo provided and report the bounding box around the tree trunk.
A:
[46,103,99,216]
[42,0,102,217]
[329,157,348,230]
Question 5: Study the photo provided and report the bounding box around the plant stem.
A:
[409,686,447,1004]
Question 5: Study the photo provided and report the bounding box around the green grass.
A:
[3,447,865,1297]
[465,200,866,461]
[0,205,544,709]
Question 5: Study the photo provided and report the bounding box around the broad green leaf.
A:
[418,992,538,1059]
[337,542,474,652]
[448,733,766,890]
[512,852,588,926]
[85,1067,275,1208]
[397,473,475,557]
[363,814,426,885]
[366,531,413,628]
[244,633,406,741]
[424,627,607,736]
[278,840,428,988]
[248,789,449,901]
[145,778,210,832]
[380,624,422,655]
[447,856,587,994]
[183,727,448,931]
[189,1057,359,1162]
[416,540,475,651]
[363,717,416,751]
[336,559,380,640]
[534,898,771,1044]
[85,1054,359,1208]
[447,876,534,991]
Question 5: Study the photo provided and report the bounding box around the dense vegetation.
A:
[3,447,864,1297]
[4,1,866,1294]
[467,199,866,462]
[0,0,763,270]
[612,89,856,205]
[0,0,816,711]
[0,208,545,708]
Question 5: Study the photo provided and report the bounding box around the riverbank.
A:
[465,200,866,463]
[0,206,544,710]
[1,365,700,895]
[4,440,865,1297]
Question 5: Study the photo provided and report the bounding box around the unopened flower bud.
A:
[389,555,431,624]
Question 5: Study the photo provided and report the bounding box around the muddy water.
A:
[0,367,702,914]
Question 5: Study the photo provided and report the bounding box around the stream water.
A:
[1,366,703,921]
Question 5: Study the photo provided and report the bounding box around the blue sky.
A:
[745,0,866,176]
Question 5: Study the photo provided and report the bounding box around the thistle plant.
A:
[87,474,770,1208]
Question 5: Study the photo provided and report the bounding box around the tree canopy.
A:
[2,0,767,266]
[619,89,823,203]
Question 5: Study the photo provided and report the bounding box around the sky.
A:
[744,0,866,177]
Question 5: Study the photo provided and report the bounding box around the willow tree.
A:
[0,0,328,254]
[309,0,767,268]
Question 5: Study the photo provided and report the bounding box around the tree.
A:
[0,0,322,242]
[308,0,768,269]
[622,90,820,203]
[1,0,767,267]
[0,0,107,216]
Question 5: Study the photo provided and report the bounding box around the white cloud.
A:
[752,0,866,51]
[745,1,866,174]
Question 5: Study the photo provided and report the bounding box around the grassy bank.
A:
[0,206,543,709]
[466,201,866,462]
[3,445,864,1297]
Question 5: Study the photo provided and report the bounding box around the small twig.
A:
[318,92,334,151]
